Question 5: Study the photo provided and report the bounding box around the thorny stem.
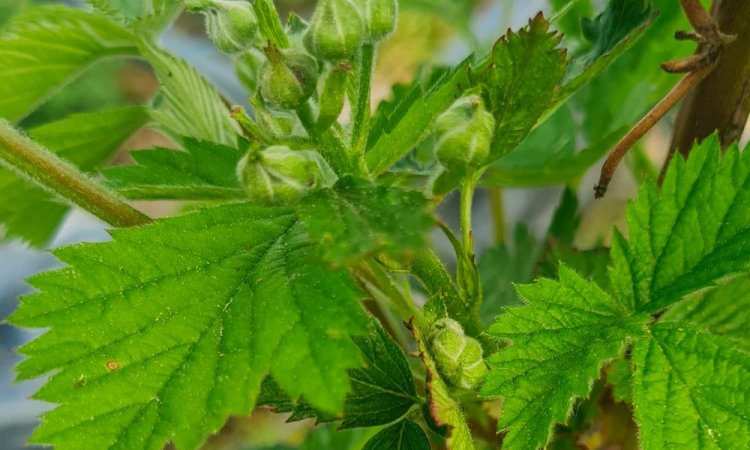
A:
[0,120,152,228]
[594,64,715,198]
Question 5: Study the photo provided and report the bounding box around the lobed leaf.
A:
[297,177,434,264]
[0,107,149,246]
[0,6,138,122]
[104,138,247,200]
[609,138,750,313]
[632,323,750,449]
[10,204,368,450]
[481,266,647,450]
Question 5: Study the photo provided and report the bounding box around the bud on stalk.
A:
[260,45,318,109]
[305,0,365,61]
[355,0,397,42]
[435,93,495,171]
[317,63,352,131]
[188,0,259,54]
[428,318,488,390]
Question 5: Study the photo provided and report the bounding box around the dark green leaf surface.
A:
[104,138,246,200]
[10,204,368,450]
[0,107,149,245]
[481,266,647,450]
[632,323,750,449]
[0,6,138,121]
[258,319,419,428]
[480,13,567,161]
[661,275,750,351]
[362,420,430,450]
[609,138,750,313]
[297,177,434,264]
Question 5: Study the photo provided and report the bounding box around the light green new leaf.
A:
[609,138,750,313]
[481,266,647,450]
[104,138,247,200]
[297,177,434,264]
[257,319,419,428]
[10,204,368,450]
[362,420,430,450]
[632,323,750,449]
[0,6,138,121]
[661,275,750,351]
[412,322,475,450]
[480,13,567,160]
[0,107,149,246]
[141,43,240,147]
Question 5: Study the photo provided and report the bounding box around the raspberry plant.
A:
[0,1,748,449]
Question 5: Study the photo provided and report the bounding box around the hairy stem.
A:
[350,43,375,158]
[460,178,476,256]
[488,187,506,243]
[297,102,354,175]
[0,120,151,228]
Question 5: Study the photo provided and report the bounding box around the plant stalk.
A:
[0,120,151,228]
[350,43,375,158]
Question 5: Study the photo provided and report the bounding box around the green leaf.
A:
[605,358,633,404]
[88,0,145,21]
[297,177,434,264]
[477,225,542,326]
[0,107,149,246]
[609,138,750,313]
[10,204,368,450]
[362,420,430,450]
[253,0,289,49]
[479,13,568,161]
[632,323,750,449]
[661,275,750,351]
[0,5,138,121]
[104,138,247,200]
[481,265,647,450]
[561,0,656,97]
[258,319,419,429]
[141,43,240,147]
[411,322,476,450]
[365,60,470,176]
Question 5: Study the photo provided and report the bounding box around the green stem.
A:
[350,43,375,158]
[360,260,427,331]
[0,120,151,228]
[296,102,353,175]
[460,177,477,257]
[488,187,506,243]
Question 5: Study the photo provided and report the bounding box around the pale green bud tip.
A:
[305,0,365,61]
[260,46,319,109]
[428,318,488,390]
[237,145,327,204]
[193,0,259,54]
[358,0,397,41]
[435,94,495,170]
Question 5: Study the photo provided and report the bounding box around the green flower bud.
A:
[305,0,365,61]
[260,46,318,109]
[355,0,397,41]
[190,0,259,54]
[317,62,351,131]
[429,318,488,390]
[237,146,333,204]
[435,94,495,171]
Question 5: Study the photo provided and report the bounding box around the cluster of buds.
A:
[428,318,488,390]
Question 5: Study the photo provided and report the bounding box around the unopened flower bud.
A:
[435,94,495,170]
[237,146,333,204]
[429,318,488,390]
[356,0,397,41]
[190,0,259,54]
[260,46,318,109]
[305,0,365,61]
[317,63,351,131]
